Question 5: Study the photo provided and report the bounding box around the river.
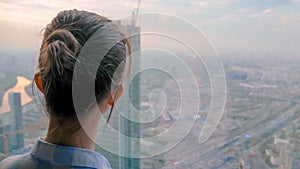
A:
[0,76,32,115]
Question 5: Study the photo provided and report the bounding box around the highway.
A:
[178,101,299,168]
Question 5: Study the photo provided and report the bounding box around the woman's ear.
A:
[108,85,123,106]
[34,73,44,93]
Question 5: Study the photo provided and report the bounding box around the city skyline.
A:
[0,1,299,168]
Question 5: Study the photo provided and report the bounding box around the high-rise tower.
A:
[8,92,24,151]
[120,23,141,169]
[96,22,141,169]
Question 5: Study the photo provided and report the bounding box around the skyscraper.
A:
[120,23,141,169]
[0,123,10,153]
[96,22,141,169]
[8,92,24,151]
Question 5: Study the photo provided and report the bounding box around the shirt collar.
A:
[30,138,111,169]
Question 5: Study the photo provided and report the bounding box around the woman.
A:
[0,9,131,169]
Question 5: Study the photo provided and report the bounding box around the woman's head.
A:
[35,9,130,122]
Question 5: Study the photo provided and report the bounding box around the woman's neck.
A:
[45,116,96,150]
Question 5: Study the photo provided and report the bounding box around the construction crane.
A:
[0,120,48,155]
[132,0,141,26]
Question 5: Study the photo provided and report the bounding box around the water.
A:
[0,76,32,115]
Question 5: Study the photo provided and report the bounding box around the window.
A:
[0,1,299,169]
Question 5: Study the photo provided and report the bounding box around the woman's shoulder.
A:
[0,153,31,169]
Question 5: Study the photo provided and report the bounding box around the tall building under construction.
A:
[96,22,141,169]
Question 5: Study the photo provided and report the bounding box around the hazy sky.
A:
[0,0,299,59]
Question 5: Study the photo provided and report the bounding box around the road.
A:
[179,101,299,168]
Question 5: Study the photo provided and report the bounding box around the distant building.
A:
[273,138,300,169]
[274,138,290,145]
[0,124,10,153]
[8,92,24,151]
[227,70,248,81]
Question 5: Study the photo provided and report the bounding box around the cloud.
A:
[0,0,299,57]
[248,13,260,18]
[219,14,240,21]
[277,15,300,25]
[236,8,248,13]
[192,1,207,7]
[261,9,272,14]
[0,0,137,25]
[248,8,272,18]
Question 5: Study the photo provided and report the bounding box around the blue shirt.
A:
[0,139,112,169]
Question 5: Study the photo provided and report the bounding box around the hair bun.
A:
[47,29,81,53]
[46,29,82,79]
